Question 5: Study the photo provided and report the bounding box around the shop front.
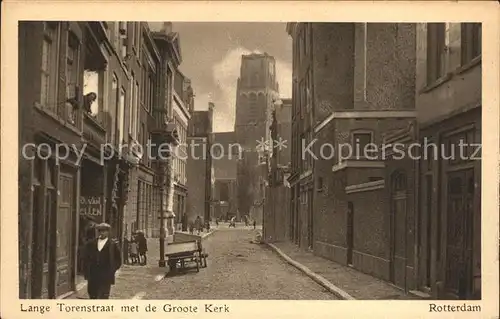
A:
[29,135,81,299]
[77,155,106,275]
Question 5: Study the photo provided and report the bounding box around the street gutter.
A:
[267,243,356,300]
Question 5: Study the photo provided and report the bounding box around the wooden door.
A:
[347,202,354,266]
[445,169,474,299]
[307,189,314,249]
[55,172,74,297]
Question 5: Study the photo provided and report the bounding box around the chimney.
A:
[161,22,173,35]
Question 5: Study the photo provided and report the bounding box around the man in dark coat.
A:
[83,223,122,299]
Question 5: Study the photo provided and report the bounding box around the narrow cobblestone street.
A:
[71,227,338,300]
[143,228,338,300]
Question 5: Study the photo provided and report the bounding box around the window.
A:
[148,72,155,112]
[142,61,155,113]
[66,31,80,124]
[352,132,373,159]
[113,22,121,52]
[134,23,140,51]
[166,67,173,98]
[110,74,118,143]
[120,22,128,58]
[134,81,139,137]
[118,87,126,145]
[130,23,136,52]
[129,73,135,135]
[40,22,58,112]
[83,70,101,117]
[461,23,481,65]
[141,64,146,107]
[426,23,446,84]
[140,123,146,163]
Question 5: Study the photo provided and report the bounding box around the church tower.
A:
[234,53,279,223]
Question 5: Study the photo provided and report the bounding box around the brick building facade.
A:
[414,23,481,299]
[288,22,417,287]
[264,98,292,242]
[285,22,482,300]
[186,105,214,223]
[18,21,185,299]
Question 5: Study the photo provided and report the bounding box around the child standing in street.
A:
[129,235,138,265]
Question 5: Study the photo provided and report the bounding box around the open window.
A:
[83,28,108,125]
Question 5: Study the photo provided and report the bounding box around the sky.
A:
[149,22,292,132]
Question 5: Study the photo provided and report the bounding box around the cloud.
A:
[199,47,292,132]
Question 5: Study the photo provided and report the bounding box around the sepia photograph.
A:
[16,20,485,302]
[2,1,499,318]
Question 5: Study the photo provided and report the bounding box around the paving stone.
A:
[69,230,339,300]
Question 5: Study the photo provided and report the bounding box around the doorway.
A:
[444,169,475,299]
[347,202,354,266]
[55,172,75,297]
[390,170,407,287]
[307,189,314,249]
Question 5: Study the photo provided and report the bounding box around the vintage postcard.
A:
[1,1,499,318]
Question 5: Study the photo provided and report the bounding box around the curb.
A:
[267,243,356,300]
[201,229,217,239]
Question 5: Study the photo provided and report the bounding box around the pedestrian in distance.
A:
[83,223,122,299]
[253,220,256,230]
[189,221,195,234]
[137,231,148,266]
[129,234,139,265]
[229,216,236,228]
